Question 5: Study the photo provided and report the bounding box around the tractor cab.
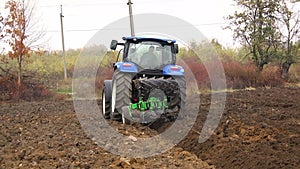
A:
[111,37,179,70]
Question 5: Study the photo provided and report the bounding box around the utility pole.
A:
[127,0,135,37]
[60,5,67,79]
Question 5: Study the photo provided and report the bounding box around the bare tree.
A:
[0,13,4,41]
[278,0,300,78]
[0,11,7,53]
[0,12,8,76]
[4,0,45,88]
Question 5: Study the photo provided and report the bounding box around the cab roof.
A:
[123,36,176,44]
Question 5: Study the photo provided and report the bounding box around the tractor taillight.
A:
[123,63,132,67]
[170,66,179,71]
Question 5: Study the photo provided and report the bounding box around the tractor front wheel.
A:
[102,81,112,119]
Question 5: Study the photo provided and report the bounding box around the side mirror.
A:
[174,44,179,54]
[110,40,118,50]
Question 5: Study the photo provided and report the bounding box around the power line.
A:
[38,0,197,8]
[39,2,125,8]
[45,22,227,33]
[47,28,127,33]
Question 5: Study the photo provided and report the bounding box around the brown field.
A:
[1,86,299,168]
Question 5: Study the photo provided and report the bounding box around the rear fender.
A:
[114,62,138,73]
[104,80,112,90]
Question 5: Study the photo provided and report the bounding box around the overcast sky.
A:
[1,0,241,50]
[1,0,299,51]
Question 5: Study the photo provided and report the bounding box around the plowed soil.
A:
[1,86,299,168]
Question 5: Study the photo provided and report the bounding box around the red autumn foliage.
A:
[92,55,283,92]
[181,56,283,90]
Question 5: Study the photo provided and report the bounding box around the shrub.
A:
[289,63,300,82]
[260,66,283,86]
[0,75,54,101]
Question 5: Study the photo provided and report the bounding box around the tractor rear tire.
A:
[111,70,133,121]
[172,76,186,110]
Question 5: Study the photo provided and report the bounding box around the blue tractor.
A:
[102,37,186,124]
